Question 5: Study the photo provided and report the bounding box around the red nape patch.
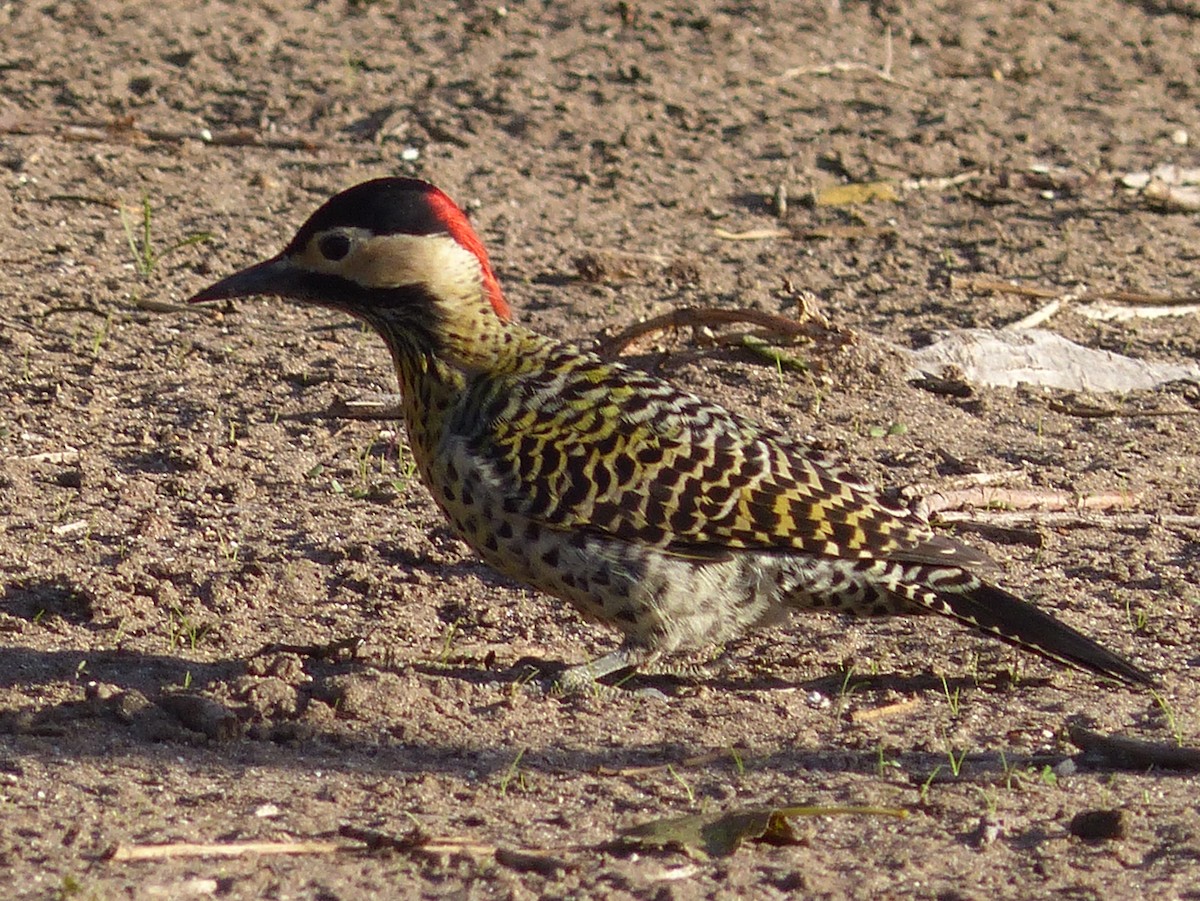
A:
[425,187,512,322]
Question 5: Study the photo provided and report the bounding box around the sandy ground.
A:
[3,1,1200,898]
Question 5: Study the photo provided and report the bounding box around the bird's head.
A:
[190,177,512,365]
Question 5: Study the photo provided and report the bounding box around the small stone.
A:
[158,692,239,742]
[85,681,121,702]
[1069,808,1125,841]
[972,814,1003,846]
[806,690,830,709]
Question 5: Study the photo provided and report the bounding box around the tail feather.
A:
[919,577,1155,687]
[781,556,1152,686]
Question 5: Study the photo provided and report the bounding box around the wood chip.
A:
[713,227,790,241]
[849,698,922,723]
[51,520,89,536]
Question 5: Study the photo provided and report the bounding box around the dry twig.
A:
[773,30,921,92]
[1068,725,1200,771]
[595,306,842,359]
[10,448,81,464]
[328,395,406,420]
[934,510,1200,530]
[713,227,790,241]
[713,225,896,241]
[953,275,1200,325]
[919,487,1139,519]
[1,114,329,151]
[109,840,346,861]
[337,825,569,874]
[599,747,751,778]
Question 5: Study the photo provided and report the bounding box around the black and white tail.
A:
[910,569,1154,686]
[792,557,1154,686]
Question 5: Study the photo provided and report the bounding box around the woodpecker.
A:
[189,177,1153,689]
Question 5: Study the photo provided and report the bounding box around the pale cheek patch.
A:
[302,233,478,295]
[297,230,507,322]
[355,234,476,293]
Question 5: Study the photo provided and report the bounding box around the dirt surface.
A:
[3,1,1200,898]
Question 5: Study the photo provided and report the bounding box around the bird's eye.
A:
[317,233,352,261]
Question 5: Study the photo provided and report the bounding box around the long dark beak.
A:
[188,255,304,304]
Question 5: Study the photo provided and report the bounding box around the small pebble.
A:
[1069,808,1125,841]
[771,183,787,218]
[805,690,830,709]
[973,814,1004,846]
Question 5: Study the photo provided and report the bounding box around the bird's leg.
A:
[556,646,738,692]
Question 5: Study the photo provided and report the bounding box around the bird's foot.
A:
[512,649,670,700]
